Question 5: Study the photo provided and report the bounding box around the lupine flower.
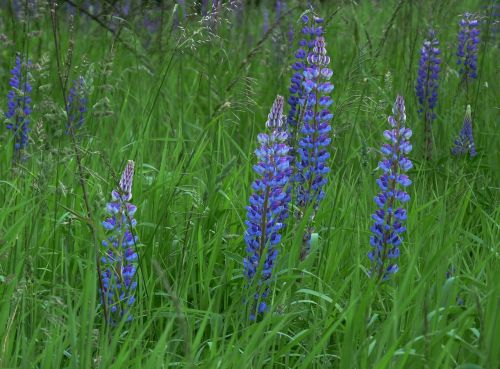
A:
[11,0,39,21]
[457,13,480,81]
[416,29,441,159]
[66,76,88,134]
[295,36,333,258]
[263,7,270,35]
[101,160,139,323]
[243,96,291,321]
[452,105,477,157]
[286,14,324,141]
[201,0,208,17]
[369,95,412,281]
[275,0,282,21]
[287,23,294,46]
[5,55,32,154]
[122,0,131,17]
[82,0,101,19]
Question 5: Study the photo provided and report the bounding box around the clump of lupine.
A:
[416,29,441,160]
[5,55,32,156]
[286,14,324,144]
[452,105,477,157]
[243,95,291,321]
[457,13,480,82]
[100,160,139,323]
[369,95,412,281]
[66,76,88,134]
[294,35,333,258]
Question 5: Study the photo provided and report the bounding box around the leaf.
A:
[296,288,333,304]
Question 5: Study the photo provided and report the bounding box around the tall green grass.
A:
[0,1,498,368]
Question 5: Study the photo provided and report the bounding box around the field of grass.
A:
[0,1,499,368]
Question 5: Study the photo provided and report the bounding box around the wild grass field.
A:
[0,0,499,368]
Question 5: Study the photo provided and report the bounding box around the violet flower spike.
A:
[275,0,282,21]
[416,29,441,160]
[452,105,477,157]
[66,76,88,134]
[263,7,269,35]
[201,0,208,17]
[457,13,480,82]
[101,160,139,323]
[295,35,333,259]
[286,14,324,140]
[369,95,412,281]
[5,55,32,156]
[243,96,291,321]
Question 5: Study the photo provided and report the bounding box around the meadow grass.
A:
[0,0,499,368]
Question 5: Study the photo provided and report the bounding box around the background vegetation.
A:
[0,0,498,368]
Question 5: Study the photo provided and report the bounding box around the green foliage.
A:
[0,1,498,368]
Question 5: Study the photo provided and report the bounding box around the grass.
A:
[0,0,499,368]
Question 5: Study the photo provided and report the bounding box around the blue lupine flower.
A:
[452,105,477,157]
[416,29,441,159]
[244,96,291,321]
[263,7,270,35]
[5,55,32,154]
[122,0,131,17]
[101,160,139,323]
[295,36,333,257]
[178,0,186,21]
[275,0,281,19]
[201,0,208,17]
[457,13,480,81]
[287,22,294,46]
[286,15,324,137]
[66,76,88,134]
[369,95,412,280]
[276,0,282,21]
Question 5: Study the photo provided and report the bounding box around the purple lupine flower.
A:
[83,0,101,16]
[66,76,88,134]
[101,160,139,323]
[295,36,333,258]
[452,105,477,157]
[122,0,131,17]
[286,14,324,143]
[111,0,131,18]
[369,95,412,281]
[5,55,32,154]
[287,22,294,46]
[416,29,441,159]
[457,13,480,81]
[244,96,291,321]
[275,0,282,21]
[201,0,208,17]
[263,7,270,35]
